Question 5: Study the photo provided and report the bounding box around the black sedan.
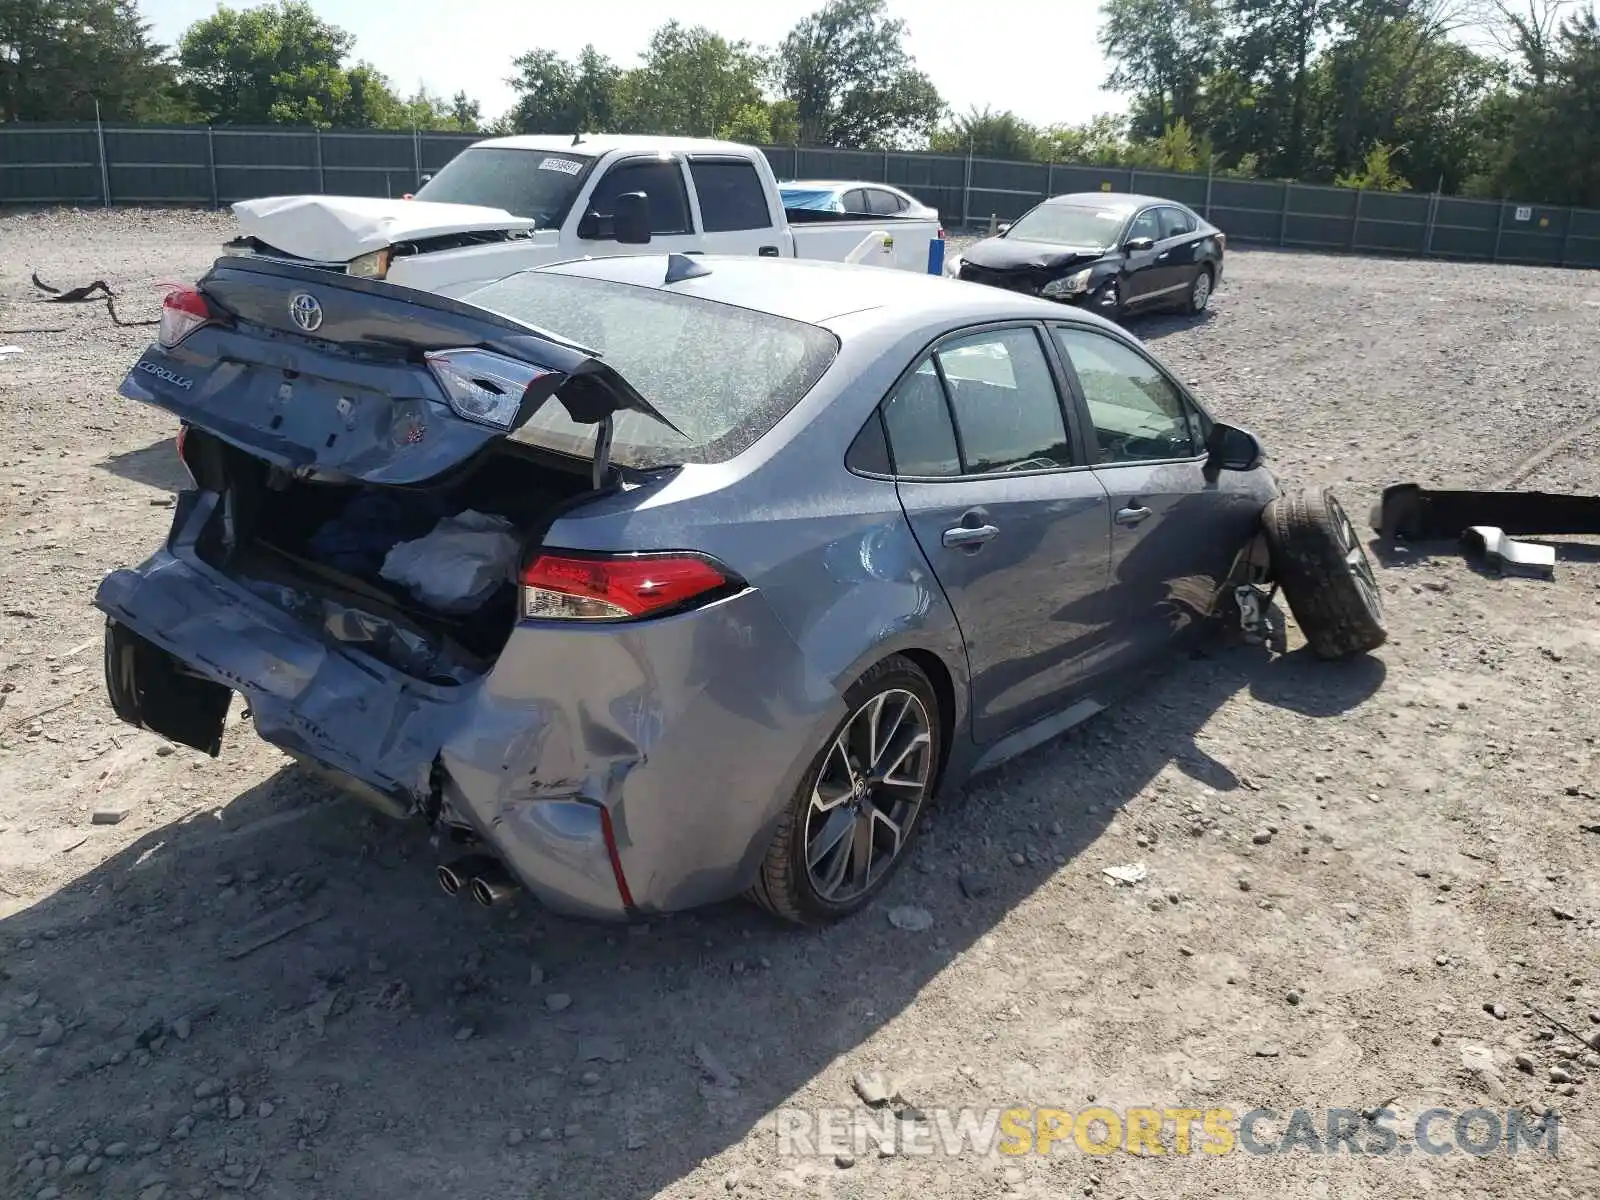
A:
[947,193,1225,319]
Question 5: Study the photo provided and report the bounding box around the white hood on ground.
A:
[231,195,536,263]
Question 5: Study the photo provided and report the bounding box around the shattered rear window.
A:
[466,272,840,469]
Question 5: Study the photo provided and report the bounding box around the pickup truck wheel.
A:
[1263,488,1387,660]
[749,655,940,926]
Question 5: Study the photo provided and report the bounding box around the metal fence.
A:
[5,122,1599,269]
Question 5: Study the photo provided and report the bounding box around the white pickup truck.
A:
[228,135,946,297]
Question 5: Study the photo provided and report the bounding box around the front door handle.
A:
[942,523,999,548]
[1115,505,1153,526]
[758,245,780,257]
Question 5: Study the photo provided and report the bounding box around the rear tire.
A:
[749,655,941,926]
[1263,488,1387,660]
[1183,265,1214,315]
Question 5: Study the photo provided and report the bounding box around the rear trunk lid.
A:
[122,256,675,486]
[232,195,536,264]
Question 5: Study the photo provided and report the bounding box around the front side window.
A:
[583,160,692,237]
[1053,327,1197,463]
[1126,209,1162,243]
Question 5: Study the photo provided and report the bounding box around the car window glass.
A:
[1159,207,1195,238]
[586,160,692,236]
[1053,327,1196,462]
[689,159,771,232]
[868,189,904,216]
[842,188,869,214]
[882,361,961,477]
[937,328,1072,474]
[1127,209,1161,242]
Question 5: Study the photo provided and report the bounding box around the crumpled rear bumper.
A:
[96,542,845,921]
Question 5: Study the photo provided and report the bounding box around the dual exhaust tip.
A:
[437,855,519,908]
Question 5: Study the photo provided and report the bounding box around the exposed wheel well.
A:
[895,647,957,789]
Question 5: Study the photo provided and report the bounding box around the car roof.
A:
[782,180,907,193]
[470,134,758,158]
[535,253,1083,330]
[1044,192,1195,213]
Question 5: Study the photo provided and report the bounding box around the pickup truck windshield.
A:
[1006,204,1125,249]
[414,148,595,228]
[467,272,840,469]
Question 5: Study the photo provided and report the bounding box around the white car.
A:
[228,136,946,298]
[779,180,941,222]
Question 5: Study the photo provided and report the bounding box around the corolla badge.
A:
[288,292,323,332]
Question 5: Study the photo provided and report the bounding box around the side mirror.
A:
[1205,422,1265,473]
[997,222,1011,235]
[613,191,652,245]
[419,173,433,185]
[1124,236,1156,253]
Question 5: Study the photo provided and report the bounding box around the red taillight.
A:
[937,227,946,240]
[159,287,211,348]
[520,552,733,621]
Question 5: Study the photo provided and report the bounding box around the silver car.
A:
[98,253,1384,925]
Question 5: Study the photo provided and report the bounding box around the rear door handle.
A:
[1115,506,1153,526]
[942,523,999,548]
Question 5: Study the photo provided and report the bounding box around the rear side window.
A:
[467,272,838,468]
[879,327,1074,478]
[1160,207,1196,238]
[867,189,906,216]
[585,160,692,236]
[690,159,772,232]
[882,362,961,477]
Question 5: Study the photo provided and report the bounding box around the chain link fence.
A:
[4,122,1598,268]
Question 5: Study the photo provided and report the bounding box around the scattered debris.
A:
[218,903,329,960]
[887,905,933,931]
[693,1042,738,1089]
[1460,1044,1509,1102]
[1461,526,1556,579]
[1374,482,1600,541]
[1102,863,1147,887]
[578,1036,625,1064]
[853,1071,893,1107]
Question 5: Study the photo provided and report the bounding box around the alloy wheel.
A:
[1330,494,1383,620]
[803,688,934,904]
[1192,271,1212,311]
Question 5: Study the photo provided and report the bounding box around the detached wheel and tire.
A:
[1263,487,1387,659]
[1184,266,1214,315]
[750,655,941,925]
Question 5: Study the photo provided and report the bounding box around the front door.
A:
[1051,324,1260,666]
[575,156,701,258]
[883,324,1114,745]
[1118,207,1165,307]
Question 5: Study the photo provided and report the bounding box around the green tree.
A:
[505,44,617,134]
[777,0,945,147]
[448,89,481,131]
[1099,0,1223,134]
[1039,113,1139,164]
[1,0,183,122]
[614,22,763,136]
[930,106,1042,159]
[1334,140,1413,188]
[176,0,363,124]
[718,102,773,144]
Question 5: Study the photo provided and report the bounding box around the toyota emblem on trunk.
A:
[288,293,323,332]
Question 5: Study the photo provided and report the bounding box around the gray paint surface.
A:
[96,253,1277,919]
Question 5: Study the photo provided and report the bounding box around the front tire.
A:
[1263,488,1387,660]
[749,655,942,925]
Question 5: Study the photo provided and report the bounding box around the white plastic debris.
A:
[0,346,23,361]
[380,510,520,613]
[1102,863,1148,886]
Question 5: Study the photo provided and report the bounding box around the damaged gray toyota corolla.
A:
[96,253,1386,925]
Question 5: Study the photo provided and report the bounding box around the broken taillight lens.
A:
[521,552,736,621]
[158,287,212,348]
[424,348,554,429]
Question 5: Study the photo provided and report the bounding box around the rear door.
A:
[1050,323,1254,666]
[686,156,786,258]
[882,324,1114,745]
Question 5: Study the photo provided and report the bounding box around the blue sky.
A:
[141,0,1122,128]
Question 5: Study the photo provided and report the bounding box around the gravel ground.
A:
[1,208,1598,1200]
